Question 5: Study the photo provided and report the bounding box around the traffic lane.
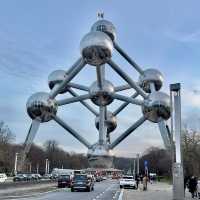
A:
[21,179,120,200]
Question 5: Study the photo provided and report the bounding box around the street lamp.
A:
[14,152,18,175]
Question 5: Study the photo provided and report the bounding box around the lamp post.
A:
[170,83,184,200]
[45,159,48,174]
[136,153,140,175]
[14,152,18,175]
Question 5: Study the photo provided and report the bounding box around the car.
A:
[42,174,52,179]
[34,174,42,180]
[0,173,7,183]
[71,174,94,192]
[13,174,27,182]
[119,175,137,189]
[57,174,72,188]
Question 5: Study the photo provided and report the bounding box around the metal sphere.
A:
[142,91,171,123]
[26,92,57,122]
[95,111,117,133]
[87,144,113,168]
[139,69,164,93]
[89,80,115,106]
[48,70,68,94]
[91,19,116,41]
[80,31,113,66]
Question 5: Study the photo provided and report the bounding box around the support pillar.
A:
[170,83,184,200]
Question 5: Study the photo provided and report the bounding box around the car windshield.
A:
[74,175,87,181]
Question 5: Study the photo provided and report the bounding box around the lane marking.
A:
[118,189,124,200]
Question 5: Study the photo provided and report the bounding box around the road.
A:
[1,179,121,200]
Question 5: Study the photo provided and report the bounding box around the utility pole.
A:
[14,152,18,175]
[170,83,184,200]
[36,163,39,174]
[133,159,136,179]
[45,159,48,174]
[136,153,140,175]
[29,162,32,173]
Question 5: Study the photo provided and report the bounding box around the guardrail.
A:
[0,179,56,189]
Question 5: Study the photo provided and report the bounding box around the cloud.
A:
[165,30,200,43]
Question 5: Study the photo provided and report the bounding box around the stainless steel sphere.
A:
[139,69,164,93]
[80,31,113,66]
[27,92,57,122]
[89,80,115,106]
[91,19,116,41]
[87,144,113,168]
[142,91,170,123]
[95,111,117,133]
[48,70,68,94]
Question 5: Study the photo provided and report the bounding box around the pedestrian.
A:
[188,176,198,198]
[135,175,139,189]
[197,179,200,199]
[184,176,189,197]
[143,175,148,191]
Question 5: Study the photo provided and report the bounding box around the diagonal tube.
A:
[113,92,139,116]
[114,42,143,74]
[111,93,144,106]
[68,88,98,116]
[110,116,146,149]
[53,115,91,148]
[67,82,89,91]
[49,58,86,99]
[158,120,171,149]
[20,119,40,168]
[57,94,91,106]
[66,57,82,74]
[107,59,147,99]
[114,84,132,92]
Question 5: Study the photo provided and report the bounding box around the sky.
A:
[1,0,200,157]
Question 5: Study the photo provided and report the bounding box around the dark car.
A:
[71,174,94,192]
[57,175,72,188]
[13,174,27,182]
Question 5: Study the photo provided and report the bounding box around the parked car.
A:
[71,174,94,192]
[42,174,52,179]
[96,176,103,182]
[57,174,72,188]
[13,174,27,182]
[0,173,7,183]
[119,175,136,189]
[34,174,42,180]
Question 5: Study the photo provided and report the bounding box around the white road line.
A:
[118,189,124,200]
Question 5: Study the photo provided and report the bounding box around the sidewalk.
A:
[122,182,193,200]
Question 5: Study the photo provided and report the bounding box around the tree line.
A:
[0,120,199,177]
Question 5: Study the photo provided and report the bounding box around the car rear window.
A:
[59,175,70,179]
[74,175,87,181]
[123,176,133,179]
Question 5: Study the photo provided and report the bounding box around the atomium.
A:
[27,92,57,122]
[91,19,116,41]
[142,91,171,123]
[48,70,68,94]
[20,15,172,170]
[89,80,115,106]
[95,111,117,133]
[139,69,164,93]
[80,31,113,66]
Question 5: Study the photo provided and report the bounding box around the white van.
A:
[0,173,7,183]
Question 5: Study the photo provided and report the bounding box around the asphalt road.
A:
[16,179,121,200]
